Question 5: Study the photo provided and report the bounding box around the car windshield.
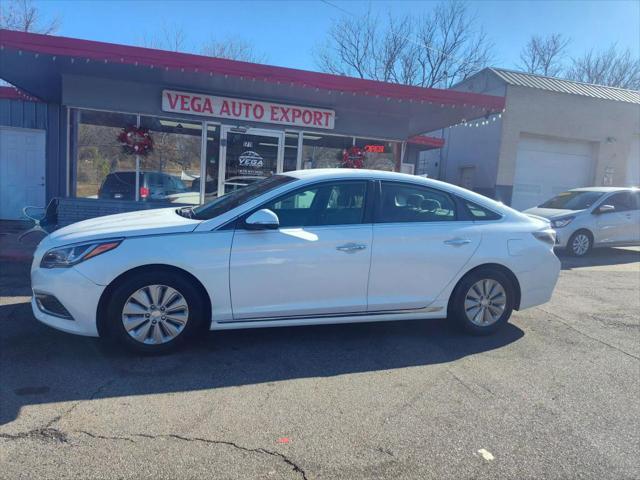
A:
[539,191,605,210]
[191,175,296,220]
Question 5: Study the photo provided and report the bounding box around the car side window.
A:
[262,181,367,228]
[464,200,502,220]
[606,192,635,212]
[377,182,455,223]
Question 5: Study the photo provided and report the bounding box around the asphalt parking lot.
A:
[1,247,639,479]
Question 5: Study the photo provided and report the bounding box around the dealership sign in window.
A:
[162,90,335,129]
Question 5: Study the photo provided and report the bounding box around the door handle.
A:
[336,242,367,253]
[444,238,472,246]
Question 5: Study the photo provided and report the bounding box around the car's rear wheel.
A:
[106,270,205,353]
[449,268,515,335]
[567,230,592,257]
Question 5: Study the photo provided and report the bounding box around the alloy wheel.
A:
[464,279,507,326]
[121,285,189,344]
[571,233,590,256]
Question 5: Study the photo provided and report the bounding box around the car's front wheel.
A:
[567,230,592,257]
[106,270,205,353]
[449,268,515,335]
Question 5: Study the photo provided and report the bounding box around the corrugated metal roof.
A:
[489,68,640,104]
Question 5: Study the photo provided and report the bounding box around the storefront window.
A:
[74,110,137,199]
[284,132,300,171]
[139,116,202,205]
[301,133,353,169]
[354,138,398,171]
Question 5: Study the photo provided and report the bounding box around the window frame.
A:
[239,179,375,229]
[373,180,460,224]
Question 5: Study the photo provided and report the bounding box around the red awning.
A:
[0,85,42,102]
[407,135,445,148]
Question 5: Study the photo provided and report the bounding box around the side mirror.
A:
[595,204,615,214]
[245,209,280,230]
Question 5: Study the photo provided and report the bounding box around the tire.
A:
[106,269,205,354]
[567,230,592,257]
[448,268,515,335]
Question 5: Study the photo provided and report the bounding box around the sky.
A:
[33,0,640,72]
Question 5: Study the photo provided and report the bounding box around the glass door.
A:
[219,127,284,197]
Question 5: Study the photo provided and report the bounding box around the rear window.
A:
[101,172,136,191]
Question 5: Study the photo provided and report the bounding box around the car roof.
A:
[568,186,637,193]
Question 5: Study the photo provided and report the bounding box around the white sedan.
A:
[31,169,560,353]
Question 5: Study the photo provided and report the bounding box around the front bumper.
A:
[31,265,105,337]
[553,230,570,249]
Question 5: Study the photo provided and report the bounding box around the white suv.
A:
[525,187,640,256]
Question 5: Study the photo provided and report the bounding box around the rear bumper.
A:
[517,252,561,310]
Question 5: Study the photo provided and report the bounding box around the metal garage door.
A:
[511,135,594,210]
[0,127,46,220]
[626,136,639,187]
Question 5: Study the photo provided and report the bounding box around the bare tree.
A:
[519,33,570,76]
[316,0,492,88]
[137,25,264,63]
[0,0,60,34]
[201,36,266,63]
[566,44,640,89]
[138,23,189,52]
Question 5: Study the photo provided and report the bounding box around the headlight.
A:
[40,239,123,269]
[532,229,557,246]
[551,216,575,228]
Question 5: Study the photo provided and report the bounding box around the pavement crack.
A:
[45,378,116,429]
[0,427,68,443]
[75,430,135,443]
[538,307,640,360]
[66,431,308,479]
[447,369,493,396]
[134,433,309,480]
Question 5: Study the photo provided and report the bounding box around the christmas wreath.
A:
[117,125,153,155]
[341,146,365,169]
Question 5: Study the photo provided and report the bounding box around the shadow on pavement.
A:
[558,247,640,270]
[0,298,524,425]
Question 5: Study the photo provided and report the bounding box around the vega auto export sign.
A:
[162,90,335,129]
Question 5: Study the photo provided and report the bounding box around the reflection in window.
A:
[139,117,202,205]
[74,110,137,200]
[302,133,353,169]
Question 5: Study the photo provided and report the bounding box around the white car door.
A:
[367,181,481,311]
[229,181,373,320]
[595,192,639,243]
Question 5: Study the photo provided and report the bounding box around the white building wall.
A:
[498,85,640,191]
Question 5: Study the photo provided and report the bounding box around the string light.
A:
[450,111,503,128]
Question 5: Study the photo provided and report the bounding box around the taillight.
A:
[140,186,149,199]
[532,229,556,246]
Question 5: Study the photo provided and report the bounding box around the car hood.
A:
[523,207,578,220]
[46,207,201,246]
